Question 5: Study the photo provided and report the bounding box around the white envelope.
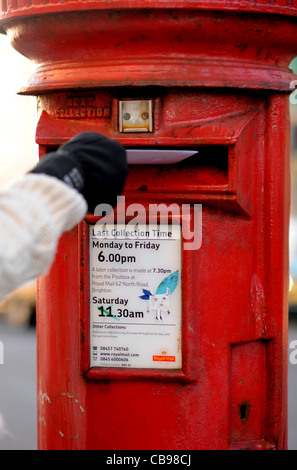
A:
[126,149,198,165]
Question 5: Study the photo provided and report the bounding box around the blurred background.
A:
[288,57,297,452]
[0,33,37,449]
[0,33,296,450]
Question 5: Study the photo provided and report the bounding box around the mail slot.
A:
[1,1,297,450]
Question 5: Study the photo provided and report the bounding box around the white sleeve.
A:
[0,173,87,301]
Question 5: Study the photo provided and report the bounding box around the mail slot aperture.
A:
[126,145,228,185]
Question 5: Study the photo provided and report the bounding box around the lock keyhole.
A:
[238,401,250,424]
[240,404,247,420]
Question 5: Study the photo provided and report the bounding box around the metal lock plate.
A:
[119,100,153,133]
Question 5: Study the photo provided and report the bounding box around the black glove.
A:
[30,132,128,213]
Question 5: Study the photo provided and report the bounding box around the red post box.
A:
[1,1,297,451]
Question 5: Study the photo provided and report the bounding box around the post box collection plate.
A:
[89,224,182,369]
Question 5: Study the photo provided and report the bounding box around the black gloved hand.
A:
[30,132,128,213]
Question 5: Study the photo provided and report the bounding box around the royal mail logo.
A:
[153,355,175,362]
[153,348,175,362]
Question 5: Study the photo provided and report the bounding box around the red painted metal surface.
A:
[0,6,296,93]
[0,1,295,450]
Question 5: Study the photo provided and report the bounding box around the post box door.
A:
[35,89,289,450]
